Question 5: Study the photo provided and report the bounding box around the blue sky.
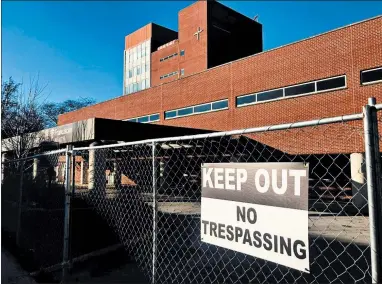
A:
[2,1,382,103]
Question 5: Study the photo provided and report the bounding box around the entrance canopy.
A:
[1,118,214,152]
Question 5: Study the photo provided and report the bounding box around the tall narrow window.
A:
[180,50,185,56]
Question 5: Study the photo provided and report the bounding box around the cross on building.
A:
[194,27,203,41]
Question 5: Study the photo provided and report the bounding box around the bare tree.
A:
[41,98,95,128]
[1,76,47,161]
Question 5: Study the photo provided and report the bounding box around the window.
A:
[138,116,149,123]
[212,100,228,110]
[194,103,211,113]
[317,76,346,92]
[257,89,283,102]
[160,52,178,62]
[236,94,256,106]
[165,110,177,119]
[361,67,382,85]
[180,69,185,76]
[128,69,133,78]
[125,113,160,123]
[133,83,138,92]
[150,114,160,122]
[146,64,149,73]
[178,107,193,116]
[180,50,185,56]
[285,82,315,97]
[145,78,150,88]
[160,71,178,80]
[137,66,141,75]
[141,80,146,90]
[236,75,347,107]
[137,47,141,59]
[165,99,228,120]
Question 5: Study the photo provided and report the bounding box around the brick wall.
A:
[58,16,382,154]
[151,1,208,86]
[125,24,152,50]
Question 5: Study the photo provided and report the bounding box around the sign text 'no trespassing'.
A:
[201,163,310,273]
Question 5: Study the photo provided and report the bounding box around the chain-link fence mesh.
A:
[1,151,67,277]
[2,110,381,283]
[71,144,154,282]
[152,121,370,284]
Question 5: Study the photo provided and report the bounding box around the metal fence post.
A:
[152,141,158,284]
[363,97,382,283]
[16,161,25,247]
[62,145,73,282]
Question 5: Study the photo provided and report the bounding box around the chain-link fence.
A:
[2,100,381,283]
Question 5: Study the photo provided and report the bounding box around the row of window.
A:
[237,75,347,107]
[165,99,229,120]
[160,52,178,62]
[127,42,150,63]
[160,71,178,80]
[124,66,382,120]
[159,50,185,63]
[126,79,150,94]
[125,113,160,123]
[128,64,150,78]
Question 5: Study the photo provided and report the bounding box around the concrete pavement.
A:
[1,247,36,284]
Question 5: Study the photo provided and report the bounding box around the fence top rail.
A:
[1,148,67,164]
[72,111,365,151]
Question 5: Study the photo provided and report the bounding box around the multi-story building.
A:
[123,0,262,95]
[58,1,382,156]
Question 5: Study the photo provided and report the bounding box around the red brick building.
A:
[58,1,382,155]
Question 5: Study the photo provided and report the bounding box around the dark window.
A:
[317,76,346,91]
[236,94,256,106]
[160,58,163,62]
[165,111,176,119]
[150,114,160,121]
[180,69,185,76]
[257,89,283,102]
[180,50,185,56]
[361,68,382,84]
[212,100,228,110]
[285,82,315,97]
[194,103,211,113]
[138,116,149,123]
[178,107,193,116]
[160,76,163,80]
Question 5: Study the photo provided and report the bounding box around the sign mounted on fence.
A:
[201,162,310,273]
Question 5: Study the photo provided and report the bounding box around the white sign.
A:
[201,163,310,273]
